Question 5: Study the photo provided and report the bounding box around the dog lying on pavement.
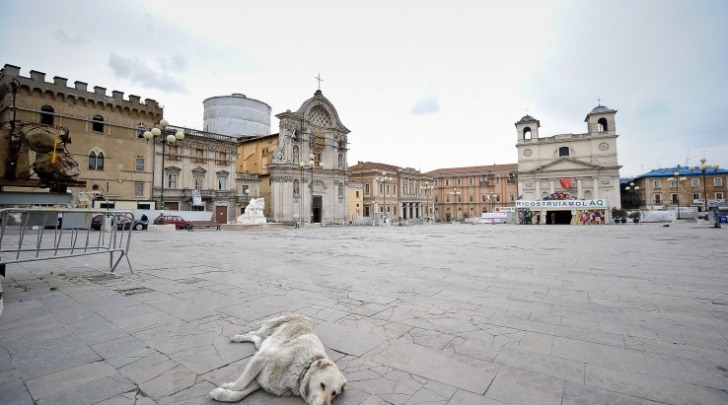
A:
[210,314,347,404]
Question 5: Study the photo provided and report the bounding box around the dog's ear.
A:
[314,359,331,370]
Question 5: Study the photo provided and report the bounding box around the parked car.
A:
[91,214,146,231]
[153,215,190,230]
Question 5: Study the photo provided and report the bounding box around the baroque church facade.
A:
[515,104,622,224]
[266,90,350,225]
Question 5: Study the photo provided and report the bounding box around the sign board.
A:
[494,207,516,213]
[481,213,507,219]
[516,199,608,209]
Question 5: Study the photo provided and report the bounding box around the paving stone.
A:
[25,360,117,400]
[10,334,102,380]
[137,363,198,400]
[493,347,584,382]
[318,320,388,357]
[561,381,664,405]
[374,341,498,394]
[517,331,553,354]
[0,378,34,405]
[35,374,135,405]
[484,366,565,405]
[585,364,728,405]
[448,389,507,405]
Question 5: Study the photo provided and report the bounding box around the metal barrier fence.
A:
[0,208,134,276]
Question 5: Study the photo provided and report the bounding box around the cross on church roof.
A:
[314,73,323,90]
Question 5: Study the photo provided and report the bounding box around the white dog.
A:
[210,314,347,404]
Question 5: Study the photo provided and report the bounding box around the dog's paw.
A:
[209,387,229,401]
[230,334,250,343]
[221,382,236,390]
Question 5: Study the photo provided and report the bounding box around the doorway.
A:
[548,210,572,224]
[216,206,228,224]
[312,196,322,223]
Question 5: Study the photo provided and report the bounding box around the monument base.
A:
[221,223,284,231]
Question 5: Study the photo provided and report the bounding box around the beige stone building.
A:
[426,164,518,222]
[1,65,256,223]
[347,161,434,223]
[515,105,622,224]
[1,64,160,205]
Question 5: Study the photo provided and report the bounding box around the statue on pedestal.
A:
[237,198,266,225]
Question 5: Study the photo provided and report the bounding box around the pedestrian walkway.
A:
[1,222,727,404]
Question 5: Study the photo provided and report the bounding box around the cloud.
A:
[410,94,440,115]
[108,53,187,94]
[55,30,86,46]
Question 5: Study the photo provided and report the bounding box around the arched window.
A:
[597,118,608,132]
[88,151,105,170]
[559,147,569,157]
[40,105,54,125]
[523,127,532,140]
[92,115,104,132]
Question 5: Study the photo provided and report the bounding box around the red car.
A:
[153,215,190,230]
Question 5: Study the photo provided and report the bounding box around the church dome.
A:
[517,114,538,123]
[590,104,615,114]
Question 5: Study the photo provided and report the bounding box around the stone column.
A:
[549,178,555,195]
[577,178,583,198]
[593,177,599,199]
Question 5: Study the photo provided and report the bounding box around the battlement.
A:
[1,64,162,115]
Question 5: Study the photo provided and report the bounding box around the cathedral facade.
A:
[515,105,622,224]
[267,90,350,225]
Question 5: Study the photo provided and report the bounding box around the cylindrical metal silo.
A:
[203,93,272,136]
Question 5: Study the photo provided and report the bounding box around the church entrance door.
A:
[312,196,322,223]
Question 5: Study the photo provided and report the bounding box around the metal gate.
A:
[0,208,134,276]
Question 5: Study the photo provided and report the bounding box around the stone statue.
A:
[237,198,266,225]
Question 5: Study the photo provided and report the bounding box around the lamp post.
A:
[143,119,184,215]
[299,153,324,224]
[448,187,462,222]
[692,158,719,216]
[420,182,434,222]
[624,182,640,209]
[375,172,393,224]
[667,172,686,219]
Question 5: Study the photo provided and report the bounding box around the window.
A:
[510,193,515,201]
[469,195,474,202]
[92,115,104,132]
[559,147,569,157]
[691,178,700,187]
[356,191,360,198]
[217,151,227,165]
[717,192,724,200]
[365,183,370,194]
[469,178,473,185]
[457,178,461,185]
[136,124,146,139]
[523,127,532,140]
[597,118,608,132]
[693,193,700,200]
[653,180,661,188]
[654,194,662,204]
[446,196,450,203]
[217,174,227,190]
[669,179,678,188]
[241,185,249,195]
[168,173,177,189]
[135,156,144,172]
[714,177,723,187]
[88,151,104,170]
[445,179,449,186]
[40,105,54,125]
[134,181,143,197]
[195,148,204,161]
[338,184,344,198]
[671,193,679,203]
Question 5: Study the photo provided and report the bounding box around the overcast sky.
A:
[2,0,726,176]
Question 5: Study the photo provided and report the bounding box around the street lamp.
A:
[375,171,393,224]
[624,182,640,208]
[448,187,462,222]
[692,158,719,216]
[143,119,184,215]
[299,153,324,224]
[667,172,686,219]
[420,182,434,222]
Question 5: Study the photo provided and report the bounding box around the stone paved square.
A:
[1,222,727,404]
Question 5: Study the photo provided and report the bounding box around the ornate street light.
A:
[420,182,434,222]
[624,182,640,208]
[667,172,686,220]
[375,171,393,224]
[143,119,184,215]
[448,187,462,222]
[692,158,719,216]
[299,153,324,224]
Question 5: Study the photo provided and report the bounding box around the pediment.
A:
[533,158,600,172]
